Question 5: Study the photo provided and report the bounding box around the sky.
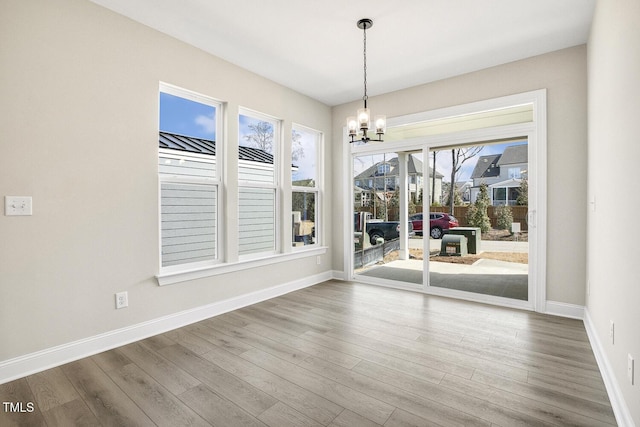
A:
[159,92,216,140]
[160,92,317,181]
[159,92,274,147]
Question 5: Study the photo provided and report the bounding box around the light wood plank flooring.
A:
[1,281,616,426]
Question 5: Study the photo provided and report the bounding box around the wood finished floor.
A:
[1,281,616,427]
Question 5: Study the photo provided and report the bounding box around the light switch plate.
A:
[5,196,32,216]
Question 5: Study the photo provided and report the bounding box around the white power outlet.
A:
[629,354,635,385]
[316,256,321,265]
[610,321,615,344]
[115,292,128,309]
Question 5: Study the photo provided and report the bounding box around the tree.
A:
[244,121,273,152]
[496,205,513,231]
[444,183,463,207]
[468,183,491,232]
[292,192,315,221]
[449,147,483,214]
[291,129,304,162]
[516,178,528,205]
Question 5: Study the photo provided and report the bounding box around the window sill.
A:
[156,246,328,286]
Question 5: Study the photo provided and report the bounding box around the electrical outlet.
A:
[316,256,321,265]
[610,321,615,344]
[115,291,128,309]
[629,354,635,385]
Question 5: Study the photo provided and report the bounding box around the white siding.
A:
[161,182,217,266]
[238,160,274,183]
[159,153,216,179]
[238,187,275,255]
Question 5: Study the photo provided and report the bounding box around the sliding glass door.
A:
[352,151,423,287]
[347,90,546,312]
[426,140,530,302]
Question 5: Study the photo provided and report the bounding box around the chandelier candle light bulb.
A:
[375,115,386,135]
[357,108,370,130]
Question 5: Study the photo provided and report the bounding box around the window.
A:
[238,110,280,257]
[508,167,522,179]
[385,176,396,188]
[158,83,222,269]
[292,125,321,247]
[493,187,507,205]
[377,163,391,175]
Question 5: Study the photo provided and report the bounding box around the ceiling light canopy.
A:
[347,18,386,143]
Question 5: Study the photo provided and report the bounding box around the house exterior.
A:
[354,156,443,206]
[469,144,528,206]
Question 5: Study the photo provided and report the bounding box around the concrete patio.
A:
[358,238,529,300]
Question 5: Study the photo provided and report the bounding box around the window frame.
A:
[238,108,282,259]
[158,82,224,274]
[155,88,328,286]
[291,123,322,250]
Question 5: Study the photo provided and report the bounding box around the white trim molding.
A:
[0,271,332,385]
[584,308,635,427]
[544,300,585,320]
[157,246,327,286]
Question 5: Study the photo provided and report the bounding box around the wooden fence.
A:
[358,205,529,231]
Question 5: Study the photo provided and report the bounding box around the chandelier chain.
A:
[363,24,368,102]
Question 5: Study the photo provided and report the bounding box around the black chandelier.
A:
[347,18,386,143]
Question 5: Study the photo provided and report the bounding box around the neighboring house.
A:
[354,156,443,205]
[159,130,277,177]
[456,181,473,203]
[354,185,372,207]
[469,144,528,205]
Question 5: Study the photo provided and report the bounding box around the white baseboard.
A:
[584,309,635,427]
[544,300,585,319]
[0,271,332,385]
[331,270,347,281]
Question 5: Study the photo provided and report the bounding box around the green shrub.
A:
[496,205,513,231]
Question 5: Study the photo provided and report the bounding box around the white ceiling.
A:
[90,0,595,106]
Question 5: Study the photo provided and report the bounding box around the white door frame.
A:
[344,89,547,312]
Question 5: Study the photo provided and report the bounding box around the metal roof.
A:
[159,131,274,164]
[159,131,215,155]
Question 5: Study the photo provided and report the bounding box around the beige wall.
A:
[588,0,640,424]
[332,45,588,306]
[0,0,332,361]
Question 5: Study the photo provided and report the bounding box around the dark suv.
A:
[409,212,459,239]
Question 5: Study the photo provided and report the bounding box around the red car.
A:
[409,213,459,239]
